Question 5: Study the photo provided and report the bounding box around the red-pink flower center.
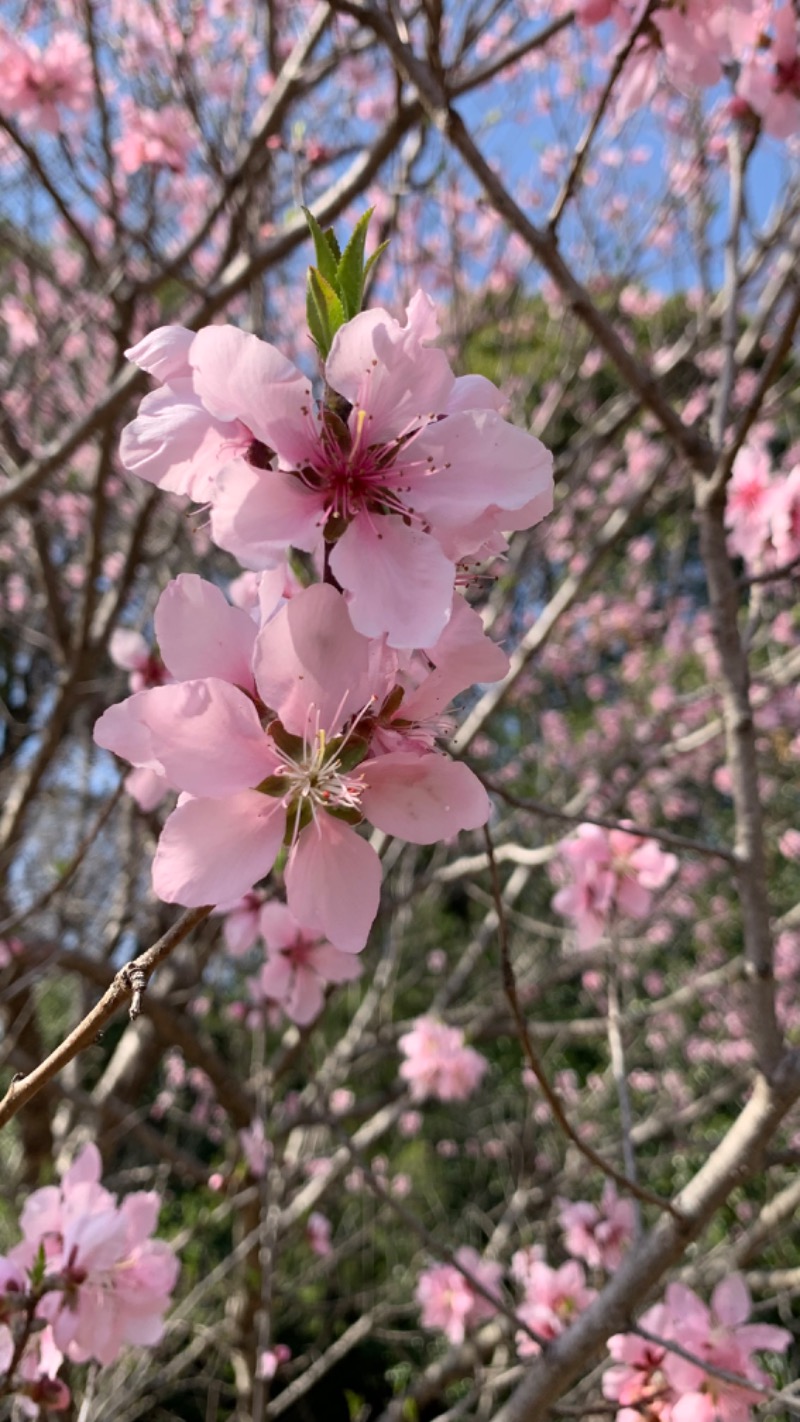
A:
[300,408,429,530]
[776,55,800,96]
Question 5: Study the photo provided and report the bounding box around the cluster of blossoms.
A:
[0,27,92,132]
[551,824,678,949]
[604,1276,791,1422]
[97,288,553,958]
[576,0,800,137]
[0,1145,178,1416]
[724,442,800,572]
[398,1016,489,1102]
[416,1228,789,1417]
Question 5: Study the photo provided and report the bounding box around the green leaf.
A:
[308,268,346,357]
[306,279,330,355]
[302,206,339,286]
[363,239,390,288]
[336,207,374,318]
[323,226,341,262]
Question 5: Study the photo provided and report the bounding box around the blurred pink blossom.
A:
[557,1182,636,1270]
[8,1143,179,1367]
[552,824,678,948]
[416,1247,503,1344]
[398,1017,488,1102]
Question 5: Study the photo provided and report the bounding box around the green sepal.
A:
[283,799,313,843]
[255,775,287,797]
[30,1243,47,1290]
[266,720,305,759]
[325,805,364,826]
[379,684,405,719]
[320,406,352,451]
[336,207,373,318]
[332,735,371,772]
[323,513,350,543]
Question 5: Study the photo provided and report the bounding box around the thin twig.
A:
[548,1,659,230]
[479,778,736,864]
[0,906,212,1130]
[482,826,684,1222]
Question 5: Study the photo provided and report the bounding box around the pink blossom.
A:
[661,1277,791,1422]
[416,1247,503,1344]
[109,628,167,693]
[779,828,800,861]
[604,1301,673,1422]
[218,890,267,957]
[94,581,489,951]
[737,4,800,139]
[0,30,92,133]
[552,824,678,948]
[10,1324,70,1417]
[121,297,552,648]
[115,99,195,174]
[306,1212,333,1256]
[575,0,621,24]
[398,1016,488,1102]
[0,295,37,352]
[513,1257,597,1356]
[724,444,774,566]
[252,900,363,1025]
[557,1182,636,1270]
[239,1119,270,1177]
[8,1143,179,1368]
[257,1343,291,1379]
[605,1278,792,1422]
[769,463,800,565]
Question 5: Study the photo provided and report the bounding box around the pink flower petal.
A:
[98,680,277,798]
[120,379,241,501]
[445,373,505,414]
[153,792,285,906]
[125,766,170,812]
[189,325,314,459]
[412,410,553,525]
[308,943,364,983]
[286,815,381,952]
[327,292,454,446]
[711,1273,751,1328]
[258,954,294,1002]
[210,458,323,567]
[253,583,372,735]
[126,326,195,381]
[361,753,489,843]
[286,965,325,1025]
[62,1143,102,1190]
[734,1323,792,1353]
[259,901,303,952]
[154,575,256,691]
[330,514,455,649]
